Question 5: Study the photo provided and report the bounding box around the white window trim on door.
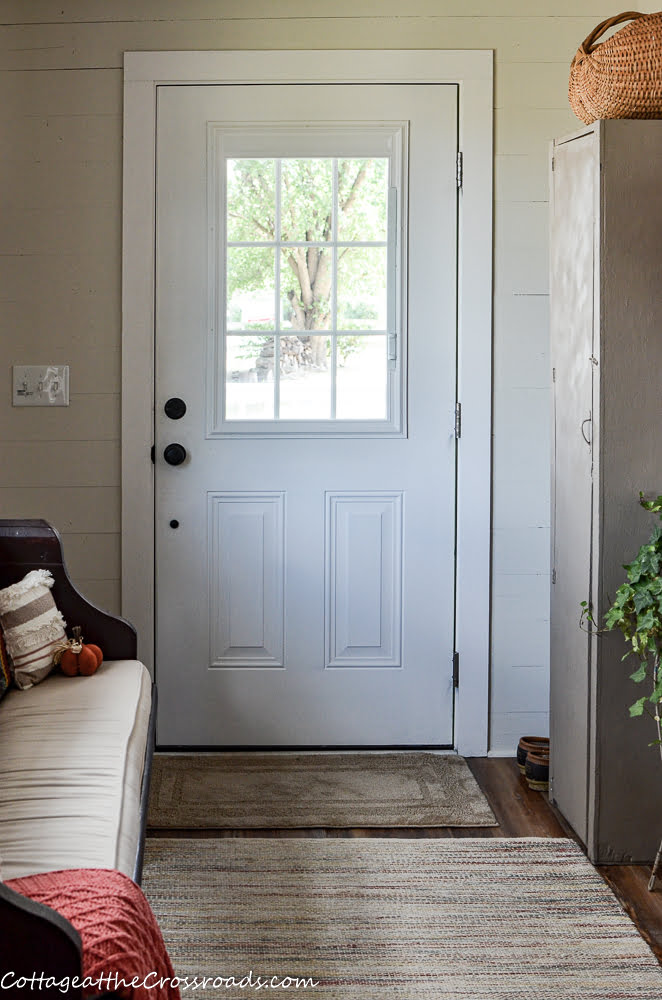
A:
[122,49,493,757]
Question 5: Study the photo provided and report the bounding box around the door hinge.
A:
[453,651,460,688]
[552,568,557,585]
[551,156,555,172]
[456,151,463,189]
[552,367,556,383]
[454,402,462,439]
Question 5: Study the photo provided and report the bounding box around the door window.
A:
[209,127,405,437]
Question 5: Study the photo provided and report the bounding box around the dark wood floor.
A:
[148,756,662,964]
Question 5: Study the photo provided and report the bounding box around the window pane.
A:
[281,248,332,332]
[226,159,276,242]
[280,159,332,243]
[280,337,332,419]
[225,336,275,420]
[337,159,388,242]
[227,248,276,331]
[337,247,387,331]
[336,336,387,420]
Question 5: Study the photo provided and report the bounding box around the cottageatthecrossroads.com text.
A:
[0,971,320,992]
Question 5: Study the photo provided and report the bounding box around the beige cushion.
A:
[0,659,152,881]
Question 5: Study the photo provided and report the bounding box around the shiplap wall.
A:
[0,0,642,752]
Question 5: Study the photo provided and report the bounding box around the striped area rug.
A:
[142,837,662,998]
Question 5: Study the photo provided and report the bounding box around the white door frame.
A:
[122,49,493,756]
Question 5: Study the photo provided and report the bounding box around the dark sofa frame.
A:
[0,520,156,998]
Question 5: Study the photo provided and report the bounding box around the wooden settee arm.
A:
[0,520,153,996]
[0,882,82,997]
[0,519,136,660]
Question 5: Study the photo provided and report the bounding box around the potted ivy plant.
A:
[581,492,662,890]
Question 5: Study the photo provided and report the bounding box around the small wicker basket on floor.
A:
[569,10,662,125]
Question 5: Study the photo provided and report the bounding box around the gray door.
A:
[549,132,596,844]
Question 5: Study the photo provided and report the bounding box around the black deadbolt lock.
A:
[164,443,187,466]
[164,397,187,420]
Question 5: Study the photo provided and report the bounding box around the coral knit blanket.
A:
[6,868,181,1000]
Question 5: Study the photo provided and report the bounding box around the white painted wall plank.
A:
[0,115,121,163]
[0,256,120,342]
[1,394,119,442]
[496,107,576,154]
[0,487,120,532]
[494,294,549,389]
[0,18,601,70]
[495,202,550,295]
[0,441,119,487]
[493,527,550,577]
[72,578,120,615]
[491,664,550,715]
[0,69,120,114]
[0,1,639,23]
[60,531,120,580]
[0,203,119,255]
[0,161,119,212]
[495,62,570,110]
[490,711,550,754]
[496,152,549,202]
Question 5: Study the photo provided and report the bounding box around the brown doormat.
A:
[142,837,662,999]
[147,752,497,828]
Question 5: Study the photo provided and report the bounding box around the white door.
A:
[155,84,458,747]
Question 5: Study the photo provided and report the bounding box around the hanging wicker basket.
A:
[569,11,662,124]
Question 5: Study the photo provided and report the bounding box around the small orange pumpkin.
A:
[56,628,103,677]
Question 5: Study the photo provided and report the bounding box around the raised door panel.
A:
[326,492,403,667]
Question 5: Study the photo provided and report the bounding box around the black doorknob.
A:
[164,443,187,466]
[164,397,187,420]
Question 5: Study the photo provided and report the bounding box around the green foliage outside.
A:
[226,157,388,373]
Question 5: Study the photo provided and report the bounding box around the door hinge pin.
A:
[453,651,460,688]
[456,151,463,189]
[552,367,556,382]
[552,568,557,585]
[454,402,462,439]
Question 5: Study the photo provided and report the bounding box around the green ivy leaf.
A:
[634,589,654,613]
[630,697,647,717]
[641,548,661,576]
[649,676,662,704]
[640,492,662,513]
[630,662,648,683]
[637,608,656,631]
[605,608,624,629]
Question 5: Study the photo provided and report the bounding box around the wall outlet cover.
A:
[13,365,70,407]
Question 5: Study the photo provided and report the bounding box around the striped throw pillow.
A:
[0,569,67,690]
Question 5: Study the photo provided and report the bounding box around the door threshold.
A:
[156,744,456,753]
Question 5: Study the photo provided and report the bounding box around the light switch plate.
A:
[13,365,70,407]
